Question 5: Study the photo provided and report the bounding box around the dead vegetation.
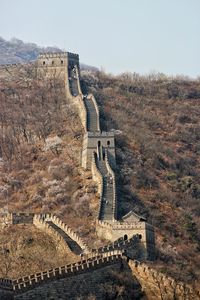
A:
[0,66,100,277]
[82,69,200,283]
[0,224,78,278]
[1,63,200,284]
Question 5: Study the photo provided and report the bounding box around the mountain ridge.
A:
[0,37,98,71]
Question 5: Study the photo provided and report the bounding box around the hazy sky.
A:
[1,0,200,77]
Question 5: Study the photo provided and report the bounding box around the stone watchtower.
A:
[82,131,116,169]
[37,52,68,80]
[37,52,80,95]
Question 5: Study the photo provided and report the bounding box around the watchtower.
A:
[37,52,67,80]
[82,131,116,169]
[37,52,80,97]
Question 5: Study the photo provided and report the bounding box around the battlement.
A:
[38,52,67,58]
[13,251,123,293]
[40,214,90,253]
[0,63,20,68]
[0,279,12,290]
[67,52,79,59]
[96,220,145,230]
[93,234,141,254]
[87,131,115,138]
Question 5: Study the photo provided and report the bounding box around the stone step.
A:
[84,98,99,131]
[97,159,115,221]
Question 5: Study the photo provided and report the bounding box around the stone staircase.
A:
[97,159,115,221]
[83,97,99,132]
[67,62,116,222]
[45,221,83,255]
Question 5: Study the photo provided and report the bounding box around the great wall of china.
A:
[0,52,200,299]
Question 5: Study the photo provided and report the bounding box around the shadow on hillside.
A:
[98,102,150,220]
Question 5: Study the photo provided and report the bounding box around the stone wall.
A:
[93,234,142,260]
[0,279,13,300]
[67,52,80,72]
[72,94,88,131]
[105,150,117,218]
[33,215,71,253]
[42,214,90,253]
[12,251,123,299]
[91,152,103,197]
[2,256,199,300]
[129,260,200,300]
[14,263,122,300]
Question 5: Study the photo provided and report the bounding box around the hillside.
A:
[0,44,200,289]
[0,64,102,278]
[81,70,200,282]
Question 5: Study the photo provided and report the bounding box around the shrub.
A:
[166,172,177,181]
[136,169,159,189]
[184,214,199,244]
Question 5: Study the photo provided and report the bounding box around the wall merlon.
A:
[38,52,67,59]
[67,52,79,59]
[11,252,123,294]
[87,131,115,138]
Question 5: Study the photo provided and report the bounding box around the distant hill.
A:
[0,37,98,71]
[0,37,61,64]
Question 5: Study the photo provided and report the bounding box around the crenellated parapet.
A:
[92,234,141,257]
[0,279,13,290]
[0,63,21,69]
[36,52,68,81]
[129,260,200,300]
[38,52,67,58]
[42,214,90,253]
[12,250,123,294]
[33,215,72,253]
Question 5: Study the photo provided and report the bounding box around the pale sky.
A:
[1,0,200,77]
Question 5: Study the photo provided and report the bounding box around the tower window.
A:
[43,61,45,65]
[107,140,110,146]
[61,60,63,65]
[52,60,54,65]
[124,234,128,241]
